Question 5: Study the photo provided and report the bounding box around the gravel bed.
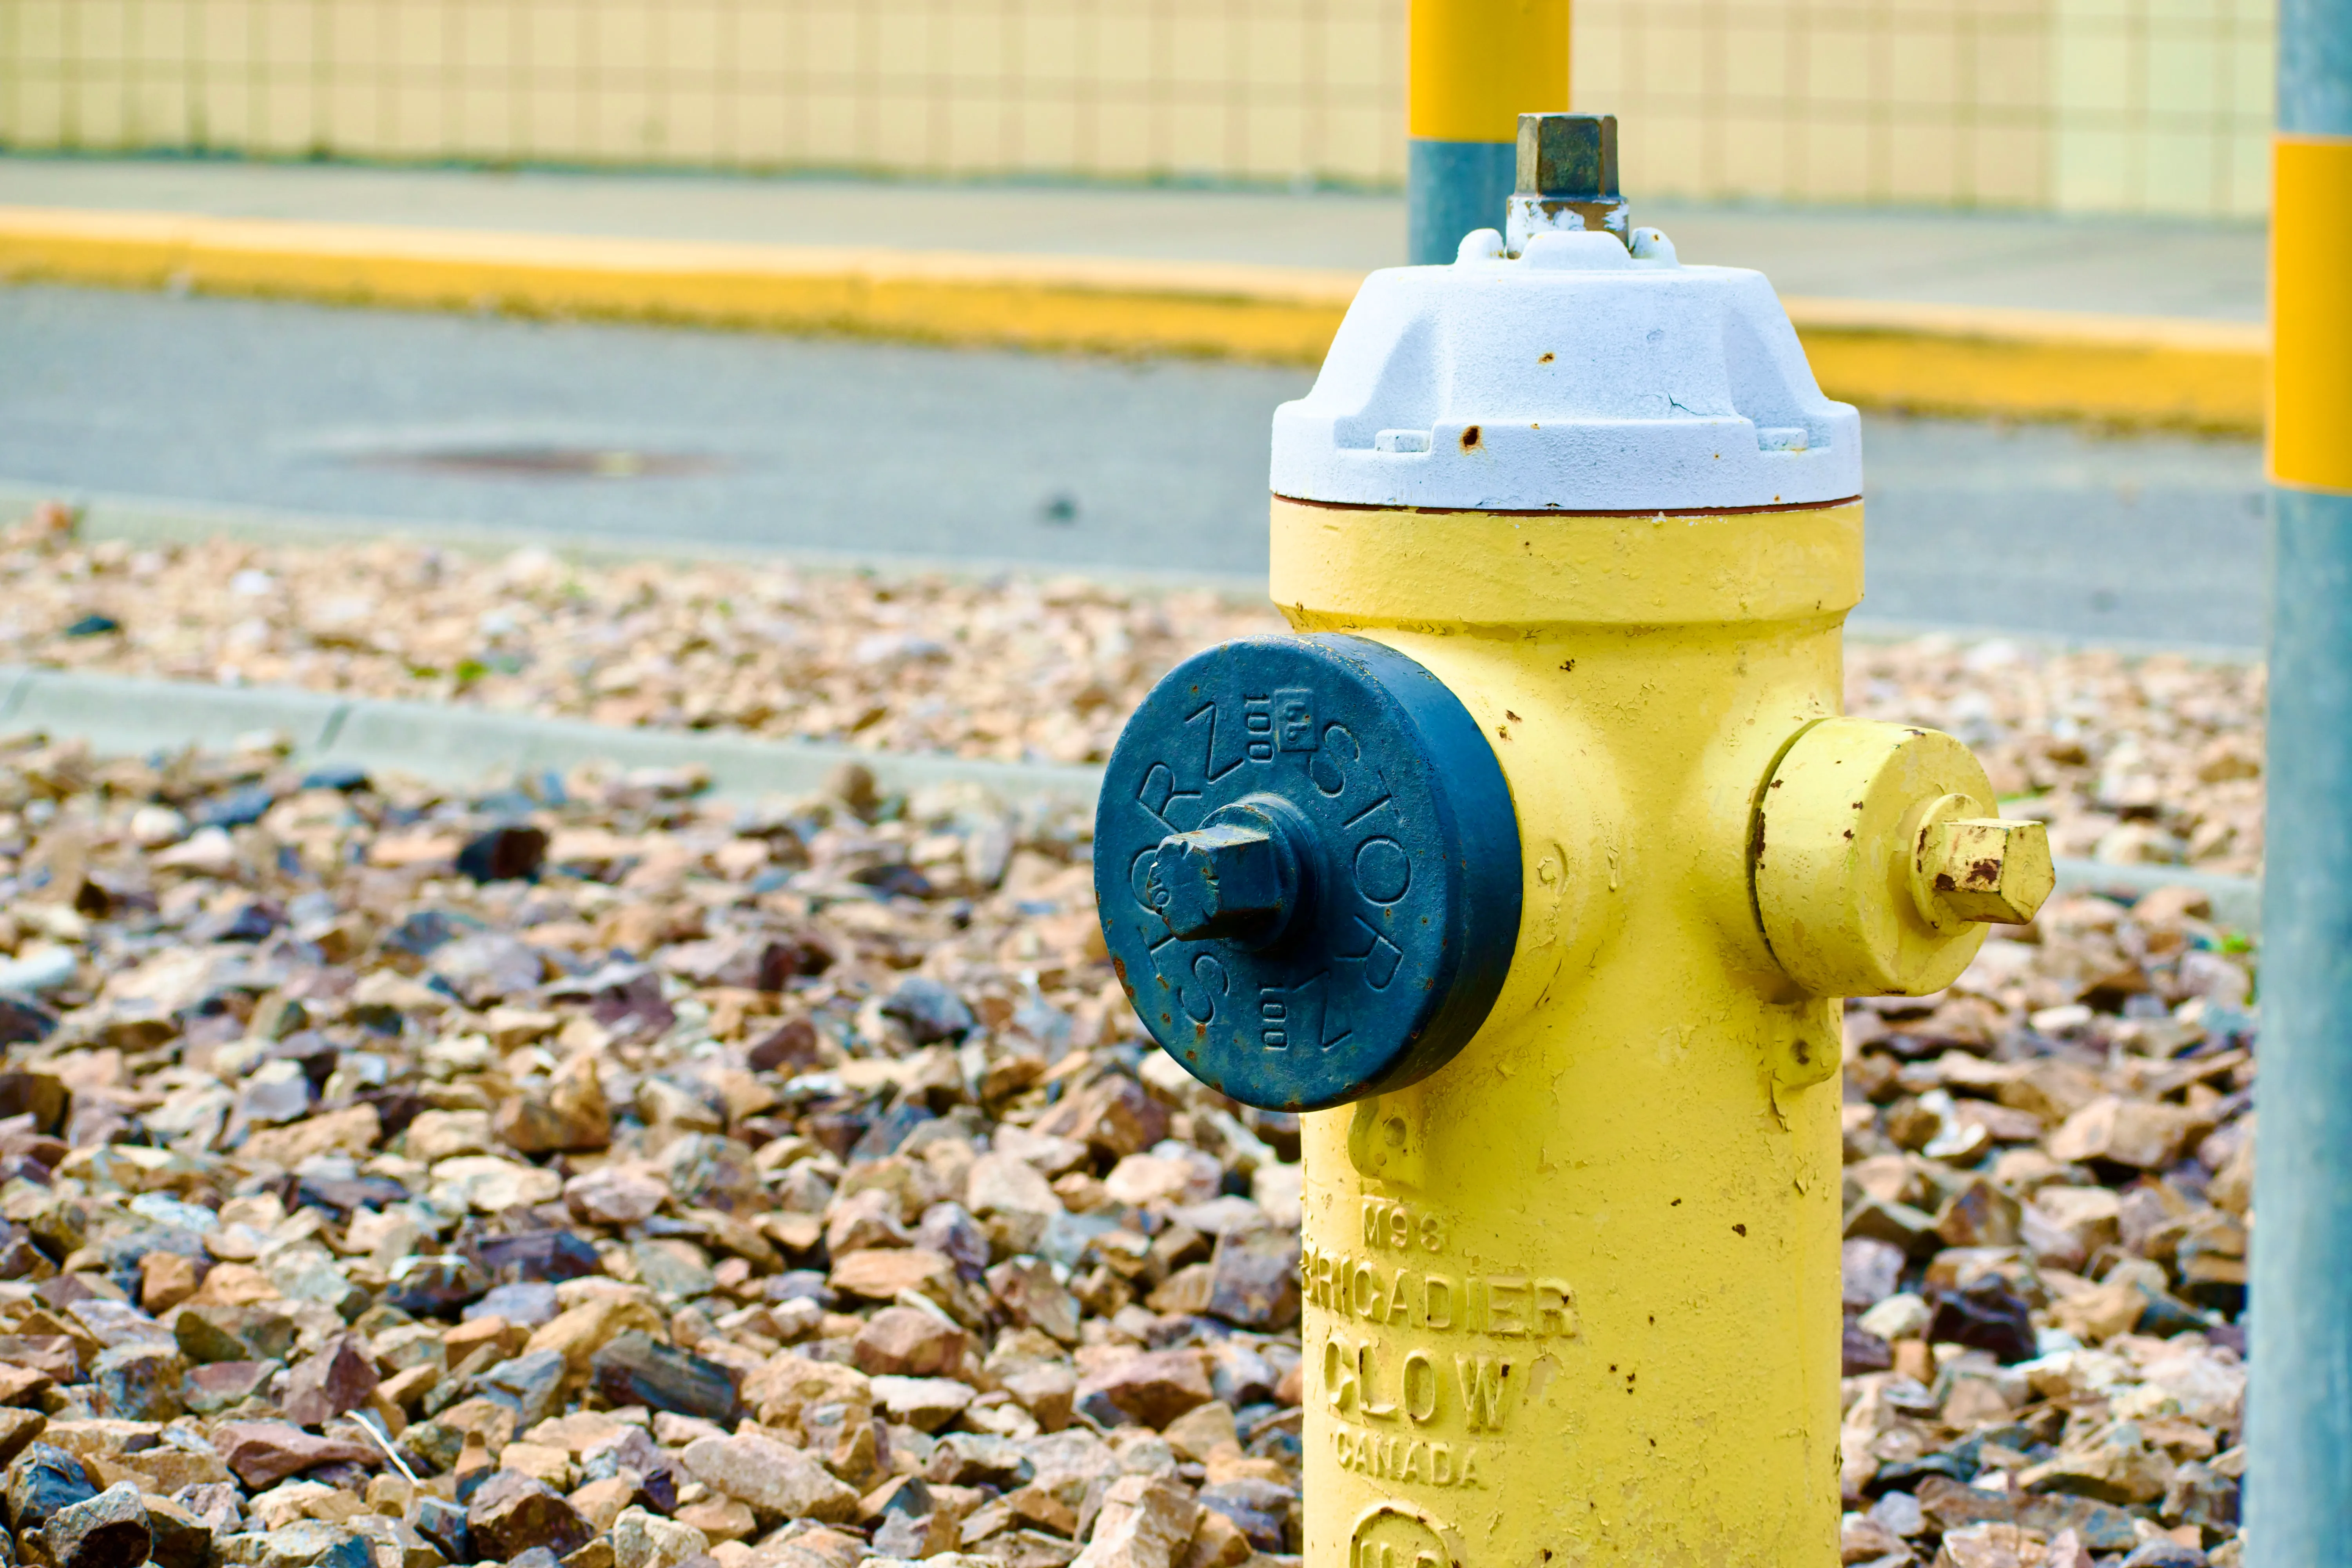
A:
[0,504,2265,875]
[0,707,2256,1568]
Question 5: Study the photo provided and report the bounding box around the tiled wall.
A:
[0,0,2272,216]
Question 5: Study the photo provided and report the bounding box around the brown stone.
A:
[523,1297,665,1378]
[2047,1096,2200,1169]
[680,1432,860,1521]
[830,1247,960,1306]
[987,1258,1082,1346]
[1077,1350,1213,1430]
[495,1053,612,1154]
[238,1104,381,1169]
[1035,1076,1168,1161]
[1935,1178,2024,1250]
[1071,1475,1198,1568]
[1182,1508,1253,1568]
[674,1494,757,1543]
[467,1469,594,1560]
[212,1420,378,1488]
[999,1364,1077,1432]
[282,1334,379,1426]
[853,1306,969,1379]
[1204,1228,1300,1329]
[136,1253,200,1316]
[0,1335,82,1382]
[566,1476,635,1532]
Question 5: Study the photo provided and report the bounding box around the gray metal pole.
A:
[2249,0,2352,1556]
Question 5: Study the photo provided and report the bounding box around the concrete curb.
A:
[0,664,2264,930]
[0,204,2267,433]
[0,665,1103,808]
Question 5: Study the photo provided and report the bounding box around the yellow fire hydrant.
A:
[1095,113,2052,1567]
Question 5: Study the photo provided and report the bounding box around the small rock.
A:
[176,1305,296,1365]
[142,1494,213,1568]
[1071,1474,1198,1568]
[565,1165,667,1226]
[137,1252,201,1316]
[282,1334,377,1426]
[467,1469,594,1560]
[611,1504,711,1568]
[1078,1351,1213,1430]
[496,1053,612,1154]
[457,824,551,884]
[871,1376,977,1433]
[1204,1227,1299,1329]
[1842,1321,1895,1375]
[182,1360,276,1414]
[6,1441,96,1534]
[1928,1278,2039,1364]
[481,1350,570,1428]
[831,1247,961,1305]
[1935,1521,2050,1568]
[89,1345,184,1423]
[589,1332,739,1424]
[1160,1402,1238,1465]
[679,1432,859,1521]
[855,1307,969,1379]
[469,1281,563,1328]
[211,1421,378,1489]
[882,978,976,1045]
[2048,1096,2200,1170]
[986,1259,1082,1347]
[216,1520,373,1568]
[411,1495,468,1562]
[37,1480,149,1568]
[1036,1076,1168,1161]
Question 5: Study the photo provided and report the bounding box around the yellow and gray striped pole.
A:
[1406,0,1570,263]
[2249,0,2352,1556]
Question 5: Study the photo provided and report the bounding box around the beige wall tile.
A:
[0,0,2272,215]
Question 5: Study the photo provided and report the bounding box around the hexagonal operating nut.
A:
[1154,822,1291,942]
[1918,817,2055,926]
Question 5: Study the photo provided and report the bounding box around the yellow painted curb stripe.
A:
[0,205,2269,433]
[2271,136,2352,492]
[1783,296,2268,434]
[0,205,1364,365]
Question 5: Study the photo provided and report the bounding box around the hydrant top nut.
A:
[1094,634,1523,1112]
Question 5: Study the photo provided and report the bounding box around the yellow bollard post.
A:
[2247,0,2352,1555]
[1096,116,2052,1566]
[1408,0,1570,263]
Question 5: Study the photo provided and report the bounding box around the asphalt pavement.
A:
[0,283,2266,650]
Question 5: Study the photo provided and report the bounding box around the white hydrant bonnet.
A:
[1270,218,1865,514]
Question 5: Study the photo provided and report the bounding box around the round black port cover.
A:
[1094,634,1523,1111]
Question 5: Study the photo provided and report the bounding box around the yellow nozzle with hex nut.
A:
[1755,717,2054,997]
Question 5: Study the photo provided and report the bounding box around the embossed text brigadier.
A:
[1094,113,2055,1566]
